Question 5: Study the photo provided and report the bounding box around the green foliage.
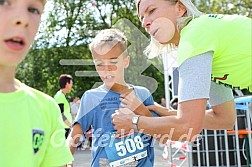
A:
[16,0,251,101]
[16,44,99,98]
[194,0,251,17]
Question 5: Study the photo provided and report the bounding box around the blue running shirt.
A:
[74,85,158,167]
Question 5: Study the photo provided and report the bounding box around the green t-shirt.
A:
[178,14,252,91]
[54,90,73,128]
[0,80,73,167]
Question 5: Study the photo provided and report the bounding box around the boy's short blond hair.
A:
[89,29,128,57]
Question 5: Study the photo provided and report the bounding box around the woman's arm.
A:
[112,97,206,141]
[203,82,235,129]
[112,52,236,141]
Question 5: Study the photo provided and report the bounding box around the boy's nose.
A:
[13,9,29,28]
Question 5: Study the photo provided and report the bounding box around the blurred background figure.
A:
[70,96,80,121]
[54,74,73,138]
[160,98,166,107]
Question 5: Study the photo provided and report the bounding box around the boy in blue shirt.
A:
[67,29,158,167]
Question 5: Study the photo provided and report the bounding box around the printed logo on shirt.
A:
[32,129,44,154]
[99,96,120,110]
[213,74,229,82]
[211,74,244,90]
[207,14,224,19]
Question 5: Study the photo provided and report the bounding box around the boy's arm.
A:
[64,120,72,128]
[66,123,83,155]
[147,102,177,116]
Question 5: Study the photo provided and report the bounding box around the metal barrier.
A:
[191,96,252,167]
[163,140,191,167]
[165,96,252,167]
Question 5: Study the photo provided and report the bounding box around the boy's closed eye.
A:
[94,59,119,66]
[109,60,119,64]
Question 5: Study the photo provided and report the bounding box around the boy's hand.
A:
[120,88,152,116]
[67,123,83,155]
[120,90,141,110]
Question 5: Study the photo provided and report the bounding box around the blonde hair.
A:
[135,0,202,58]
[89,28,128,57]
[42,0,47,5]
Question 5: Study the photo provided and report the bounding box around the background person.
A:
[70,96,80,120]
[160,97,166,107]
[54,74,73,138]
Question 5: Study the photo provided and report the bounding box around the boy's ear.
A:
[176,1,187,17]
[124,56,130,68]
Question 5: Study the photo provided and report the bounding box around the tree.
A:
[194,0,251,17]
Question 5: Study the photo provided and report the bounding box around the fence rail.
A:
[167,96,252,167]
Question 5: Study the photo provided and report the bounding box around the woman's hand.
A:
[112,108,136,135]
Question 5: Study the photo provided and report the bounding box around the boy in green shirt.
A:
[0,0,73,166]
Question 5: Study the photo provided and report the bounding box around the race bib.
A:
[103,131,148,167]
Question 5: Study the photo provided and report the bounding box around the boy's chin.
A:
[104,82,125,88]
